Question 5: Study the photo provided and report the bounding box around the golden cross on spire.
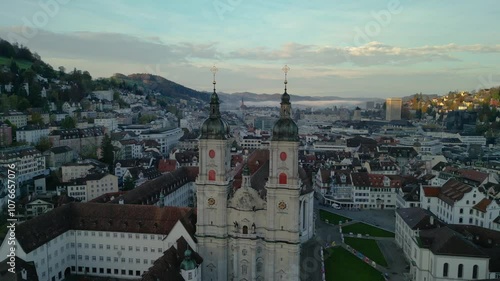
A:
[282,64,290,91]
[210,65,218,91]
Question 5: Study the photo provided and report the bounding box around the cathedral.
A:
[196,66,315,281]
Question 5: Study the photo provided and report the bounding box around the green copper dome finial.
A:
[180,249,197,271]
[272,65,299,142]
[200,65,231,140]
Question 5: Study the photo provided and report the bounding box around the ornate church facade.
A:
[196,67,315,281]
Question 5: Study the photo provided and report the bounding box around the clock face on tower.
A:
[278,201,287,210]
[208,198,216,206]
[209,149,216,158]
[280,152,287,161]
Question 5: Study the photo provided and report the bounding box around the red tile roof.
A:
[15,203,195,253]
[439,179,473,206]
[458,169,489,184]
[473,198,492,213]
[422,186,441,197]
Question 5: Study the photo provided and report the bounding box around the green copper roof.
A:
[272,90,299,142]
[200,91,231,140]
[180,249,197,271]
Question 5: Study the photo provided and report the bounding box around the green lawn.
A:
[324,247,385,281]
[319,209,351,225]
[342,222,395,238]
[344,237,388,267]
[0,56,33,69]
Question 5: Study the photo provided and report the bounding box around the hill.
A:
[111,73,210,102]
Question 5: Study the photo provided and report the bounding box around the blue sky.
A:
[0,0,499,98]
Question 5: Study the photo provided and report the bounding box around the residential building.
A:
[420,179,500,230]
[0,146,47,183]
[49,127,105,155]
[0,110,28,127]
[60,173,118,202]
[16,125,50,145]
[0,122,12,146]
[139,127,184,155]
[94,118,118,131]
[43,146,76,170]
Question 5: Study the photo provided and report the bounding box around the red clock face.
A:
[280,152,287,161]
[209,149,216,158]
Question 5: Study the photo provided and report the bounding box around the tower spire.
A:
[282,64,290,93]
[211,65,218,93]
[209,65,221,118]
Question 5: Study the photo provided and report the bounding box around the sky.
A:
[0,0,499,98]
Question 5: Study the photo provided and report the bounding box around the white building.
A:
[0,110,28,127]
[61,173,118,202]
[95,117,118,131]
[0,203,201,281]
[420,179,500,230]
[395,207,500,281]
[16,125,50,145]
[0,146,47,183]
[139,127,184,155]
[61,163,94,182]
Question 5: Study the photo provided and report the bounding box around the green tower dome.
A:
[272,90,298,142]
[200,91,231,140]
[180,249,197,271]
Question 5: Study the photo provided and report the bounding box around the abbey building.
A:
[196,71,315,281]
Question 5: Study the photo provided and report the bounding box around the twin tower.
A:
[195,66,314,281]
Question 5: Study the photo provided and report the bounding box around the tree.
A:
[122,176,135,191]
[35,137,52,152]
[60,116,76,129]
[100,134,114,171]
[29,113,45,126]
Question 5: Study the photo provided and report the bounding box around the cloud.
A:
[2,27,499,69]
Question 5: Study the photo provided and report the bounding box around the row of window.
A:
[73,266,145,277]
[443,263,479,279]
[77,243,162,253]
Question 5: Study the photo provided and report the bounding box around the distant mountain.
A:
[114,73,383,108]
[111,73,210,102]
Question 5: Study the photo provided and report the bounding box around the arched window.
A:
[279,173,287,184]
[458,264,463,278]
[256,262,263,272]
[443,263,448,277]
[460,208,463,214]
[472,265,478,279]
[208,170,216,181]
[242,225,248,234]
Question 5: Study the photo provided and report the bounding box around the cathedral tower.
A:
[264,65,301,280]
[196,66,232,281]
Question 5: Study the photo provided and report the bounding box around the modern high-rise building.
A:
[386,98,402,121]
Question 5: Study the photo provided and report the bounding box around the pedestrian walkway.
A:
[337,243,388,274]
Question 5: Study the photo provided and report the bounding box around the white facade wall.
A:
[411,240,489,281]
[421,186,500,230]
[94,118,118,131]
[161,181,195,207]
[86,174,119,202]
[61,165,92,183]
[0,223,196,281]
[16,128,50,144]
